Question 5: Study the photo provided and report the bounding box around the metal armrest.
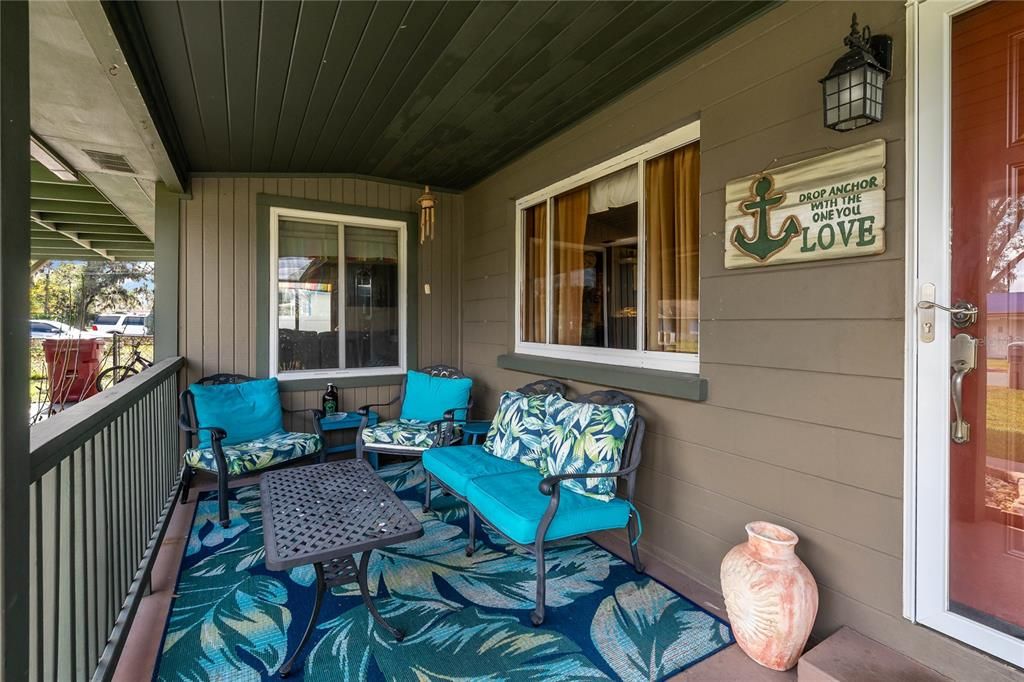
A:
[442,406,471,421]
[538,459,641,496]
[426,406,472,446]
[177,416,227,442]
[285,407,326,438]
[426,406,471,429]
[356,396,399,416]
[283,407,324,416]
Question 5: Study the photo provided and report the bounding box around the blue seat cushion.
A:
[184,431,321,476]
[399,370,472,422]
[189,378,284,449]
[466,469,631,545]
[423,445,534,497]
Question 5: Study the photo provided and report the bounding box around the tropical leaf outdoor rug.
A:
[154,461,733,681]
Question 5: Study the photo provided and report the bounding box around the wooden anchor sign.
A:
[724,139,886,269]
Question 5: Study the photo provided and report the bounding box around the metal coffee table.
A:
[260,459,423,677]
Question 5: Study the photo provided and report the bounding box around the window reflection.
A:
[552,167,639,349]
[277,220,338,372]
[344,227,400,369]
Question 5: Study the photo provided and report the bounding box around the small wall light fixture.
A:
[417,185,436,244]
[820,13,893,132]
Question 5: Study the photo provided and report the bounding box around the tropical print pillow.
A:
[542,394,636,502]
[483,391,550,472]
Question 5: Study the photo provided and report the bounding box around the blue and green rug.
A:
[154,461,733,681]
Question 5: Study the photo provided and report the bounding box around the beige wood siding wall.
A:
[177,176,463,427]
[461,2,1013,679]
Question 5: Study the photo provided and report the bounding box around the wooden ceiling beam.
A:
[35,213,134,227]
[30,214,112,261]
[30,200,122,216]
[73,231,151,242]
[29,182,109,204]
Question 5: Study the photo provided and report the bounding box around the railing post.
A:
[0,1,33,680]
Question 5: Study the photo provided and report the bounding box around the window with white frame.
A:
[516,121,700,373]
[269,207,407,379]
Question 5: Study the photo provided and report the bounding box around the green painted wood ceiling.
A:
[118,0,773,189]
[30,161,153,262]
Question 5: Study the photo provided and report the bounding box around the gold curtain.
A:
[645,141,700,352]
[522,203,547,342]
[553,186,590,345]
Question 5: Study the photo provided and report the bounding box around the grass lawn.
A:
[988,357,1010,373]
[986,385,1024,465]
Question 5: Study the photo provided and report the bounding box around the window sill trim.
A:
[276,373,406,392]
[497,353,708,402]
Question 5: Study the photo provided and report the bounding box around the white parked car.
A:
[91,312,150,336]
[30,319,88,339]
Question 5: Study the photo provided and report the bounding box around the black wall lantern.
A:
[820,13,893,132]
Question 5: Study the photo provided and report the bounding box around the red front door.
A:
[950,0,1024,635]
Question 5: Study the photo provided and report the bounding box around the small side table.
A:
[462,420,491,445]
[319,411,379,467]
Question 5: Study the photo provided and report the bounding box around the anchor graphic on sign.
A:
[730,175,801,262]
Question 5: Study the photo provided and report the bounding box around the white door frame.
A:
[906,0,1024,667]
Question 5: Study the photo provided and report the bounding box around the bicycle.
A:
[95,331,154,392]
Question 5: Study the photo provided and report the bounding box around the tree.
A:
[30,260,154,325]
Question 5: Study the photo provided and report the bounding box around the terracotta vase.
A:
[720,521,818,671]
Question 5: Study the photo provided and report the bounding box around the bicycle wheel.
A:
[95,365,138,392]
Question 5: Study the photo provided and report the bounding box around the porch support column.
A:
[0,1,32,680]
[154,182,180,360]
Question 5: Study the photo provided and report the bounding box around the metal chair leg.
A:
[179,466,194,503]
[217,473,230,528]
[423,472,432,512]
[466,506,477,557]
[530,541,546,626]
[628,513,645,574]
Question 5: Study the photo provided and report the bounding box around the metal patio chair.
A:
[178,373,325,527]
[353,364,473,464]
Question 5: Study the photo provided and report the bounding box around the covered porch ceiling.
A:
[28,0,178,263]
[107,0,774,189]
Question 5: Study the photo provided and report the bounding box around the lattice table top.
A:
[260,460,423,571]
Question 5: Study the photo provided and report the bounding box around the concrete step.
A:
[798,627,950,682]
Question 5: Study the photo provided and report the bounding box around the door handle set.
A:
[949,332,978,444]
[918,284,980,444]
[917,299,978,328]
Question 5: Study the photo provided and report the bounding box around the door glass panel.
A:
[277,219,338,372]
[950,1,1024,639]
[344,227,400,369]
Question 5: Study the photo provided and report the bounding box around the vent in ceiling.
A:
[83,149,135,173]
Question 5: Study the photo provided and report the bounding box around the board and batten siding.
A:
[177,176,463,428]
[462,2,1014,680]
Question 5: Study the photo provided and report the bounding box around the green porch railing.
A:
[28,356,184,681]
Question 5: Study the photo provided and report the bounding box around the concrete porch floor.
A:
[112,464,797,682]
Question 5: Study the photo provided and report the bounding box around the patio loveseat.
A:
[423,386,646,625]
